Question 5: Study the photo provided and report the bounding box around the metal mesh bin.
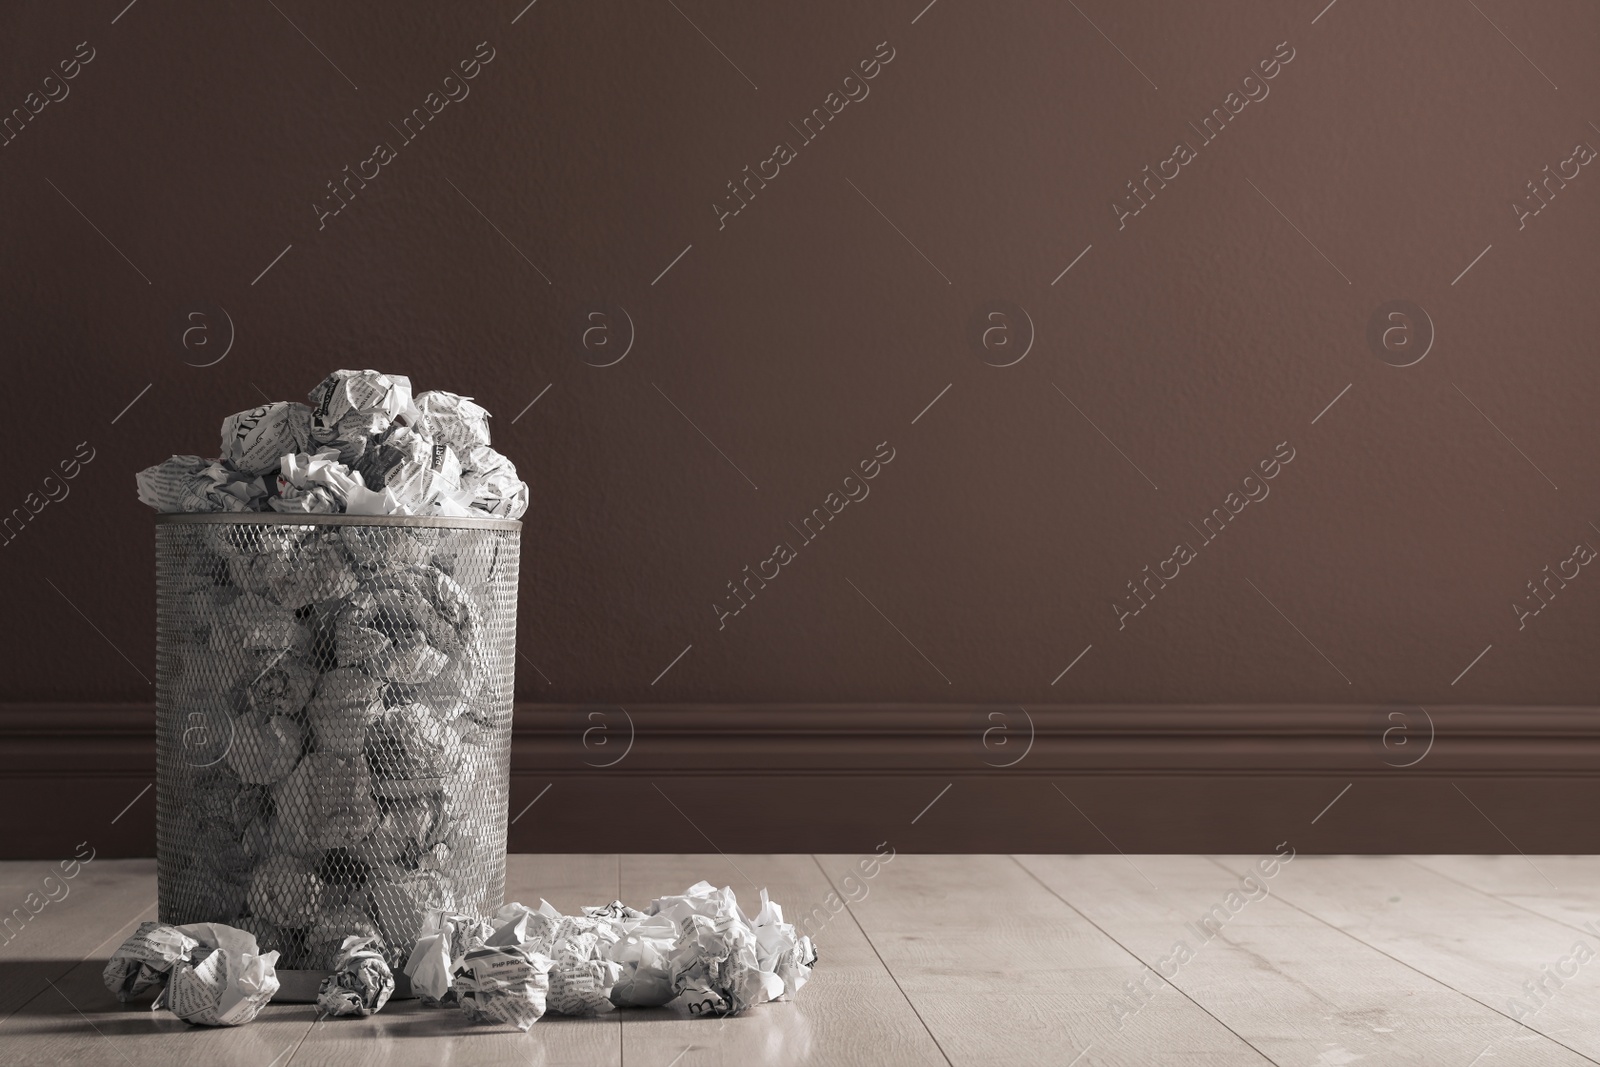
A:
[153,513,520,976]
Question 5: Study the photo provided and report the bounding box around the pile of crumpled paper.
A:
[136,370,526,518]
[105,882,816,1028]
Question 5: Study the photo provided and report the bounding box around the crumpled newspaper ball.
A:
[483,901,624,1016]
[308,369,415,426]
[103,921,201,1002]
[404,909,496,1005]
[155,923,280,1026]
[407,651,482,726]
[432,814,499,875]
[355,425,462,510]
[485,901,558,953]
[354,804,430,870]
[201,836,258,890]
[356,566,477,673]
[331,581,456,685]
[136,456,267,514]
[221,529,301,596]
[748,888,817,1001]
[333,594,390,667]
[307,369,415,464]
[234,788,273,842]
[182,768,257,838]
[362,875,425,964]
[221,402,312,476]
[106,922,278,1026]
[665,912,768,1016]
[459,445,528,518]
[415,391,492,456]
[451,945,552,1031]
[550,942,623,1016]
[649,881,813,1016]
[371,633,450,685]
[316,935,396,1017]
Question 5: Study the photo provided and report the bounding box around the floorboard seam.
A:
[1402,856,1600,939]
[1199,855,1600,1067]
[808,854,954,1067]
[1010,855,1283,1066]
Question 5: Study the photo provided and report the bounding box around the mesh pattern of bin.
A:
[154,513,520,972]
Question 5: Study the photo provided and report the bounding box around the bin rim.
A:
[154,512,521,532]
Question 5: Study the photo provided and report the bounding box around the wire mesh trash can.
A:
[153,513,520,987]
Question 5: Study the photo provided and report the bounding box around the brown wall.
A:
[2,1,1599,854]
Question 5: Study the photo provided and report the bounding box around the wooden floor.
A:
[1,855,1598,1065]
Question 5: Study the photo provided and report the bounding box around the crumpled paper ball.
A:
[451,944,552,1031]
[308,369,414,465]
[403,909,495,1005]
[106,922,278,1027]
[648,881,815,1016]
[221,402,312,476]
[414,391,492,457]
[355,425,462,511]
[103,921,201,1002]
[271,448,366,514]
[156,923,280,1026]
[597,905,678,1009]
[136,456,267,513]
[340,523,437,575]
[241,652,317,718]
[168,863,247,922]
[459,445,528,518]
[486,901,623,1016]
[263,534,361,609]
[316,935,395,1017]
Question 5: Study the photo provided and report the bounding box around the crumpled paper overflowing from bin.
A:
[406,882,816,1030]
[103,921,280,1026]
[136,370,527,518]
